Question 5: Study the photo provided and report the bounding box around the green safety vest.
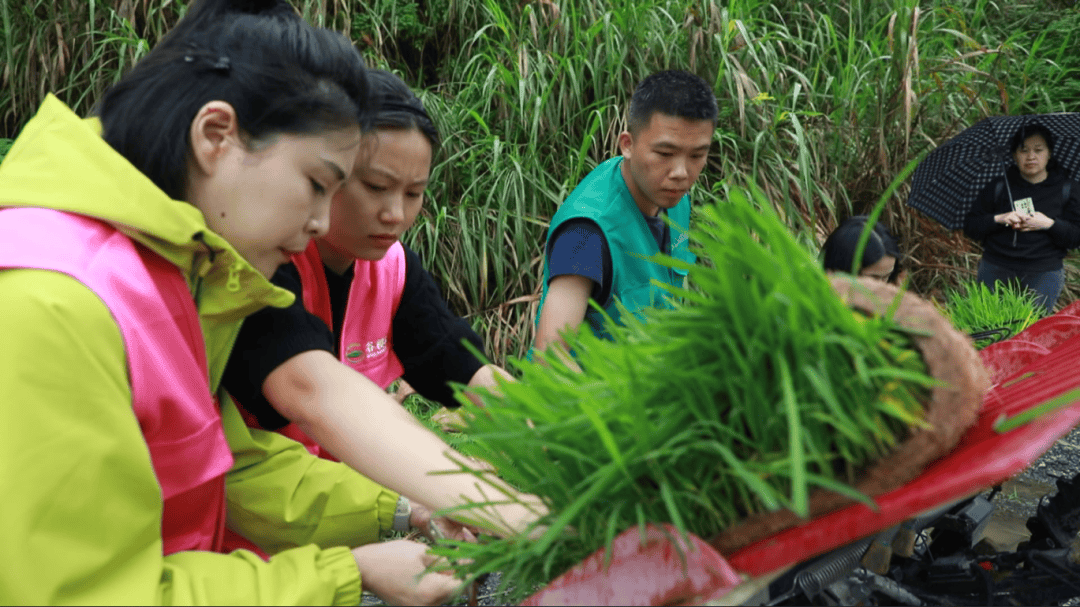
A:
[538,156,695,340]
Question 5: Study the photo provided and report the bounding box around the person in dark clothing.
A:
[822,215,905,285]
[224,244,492,431]
[963,122,1080,314]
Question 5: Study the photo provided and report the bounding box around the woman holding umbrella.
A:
[963,122,1080,314]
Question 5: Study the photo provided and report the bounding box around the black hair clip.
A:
[210,56,231,74]
[182,50,230,75]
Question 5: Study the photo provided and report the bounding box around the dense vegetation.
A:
[3,0,1079,366]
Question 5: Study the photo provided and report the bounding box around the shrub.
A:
[939,278,1042,348]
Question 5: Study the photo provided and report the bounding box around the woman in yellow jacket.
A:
[0,0,538,604]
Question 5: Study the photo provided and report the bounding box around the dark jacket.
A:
[963,165,1080,272]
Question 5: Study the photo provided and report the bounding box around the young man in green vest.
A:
[534,70,717,356]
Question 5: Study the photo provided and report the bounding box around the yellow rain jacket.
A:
[0,94,398,605]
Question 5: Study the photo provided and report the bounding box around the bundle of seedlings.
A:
[939,278,1042,349]
[434,188,988,601]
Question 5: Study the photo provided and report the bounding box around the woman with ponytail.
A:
[219,66,544,571]
[223,69,517,460]
[0,1,503,604]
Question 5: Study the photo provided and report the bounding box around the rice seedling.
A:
[939,278,1042,348]
[432,185,938,601]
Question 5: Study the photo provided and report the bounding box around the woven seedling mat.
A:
[709,276,991,555]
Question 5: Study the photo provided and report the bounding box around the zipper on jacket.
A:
[227,259,243,292]
[191,231,218,303]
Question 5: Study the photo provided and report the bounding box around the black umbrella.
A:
[906,113,1080,230]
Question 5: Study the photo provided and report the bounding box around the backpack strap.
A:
[1064,181,1072,203]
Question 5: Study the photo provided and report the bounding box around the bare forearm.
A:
[266,351,541,536]
[534,274,592,369]
[462,364,514,406]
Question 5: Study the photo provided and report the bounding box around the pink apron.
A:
[0,208,233,555]
[224,240,407,556]
[269,240,406,460]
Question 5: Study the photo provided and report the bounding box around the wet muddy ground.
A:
[981,425,1080,551]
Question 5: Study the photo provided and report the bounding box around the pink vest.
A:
[0,208,234,555]
[223,241,408,556]
[294,240,406,388]
[248,240,406,460]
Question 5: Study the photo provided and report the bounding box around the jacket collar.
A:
[0,94,293,318]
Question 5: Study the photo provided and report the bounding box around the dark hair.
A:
[366,69,440,152]
[1010,122,1055,156]
[1009,122,1057,171]
[822,215,902,282]
[97,0,368,201]
[627,70,718,134]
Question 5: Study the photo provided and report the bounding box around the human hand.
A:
[1019,211,1055,231]
[392,379,416,403]
[995,211,1028,228]
[431,406,469,433]
[352,539,463,606]
[408,489,545,542]
[409,500,480,543]
[453,497,550,540]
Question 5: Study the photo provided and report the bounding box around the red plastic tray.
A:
[728,335,1080,575]
[525,309,1080,604]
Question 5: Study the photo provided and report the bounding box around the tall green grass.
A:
[411,0,1079,364]
[4,0,1077,365]
[0,0,185,136]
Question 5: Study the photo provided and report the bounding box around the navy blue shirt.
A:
[546,212,670,305]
